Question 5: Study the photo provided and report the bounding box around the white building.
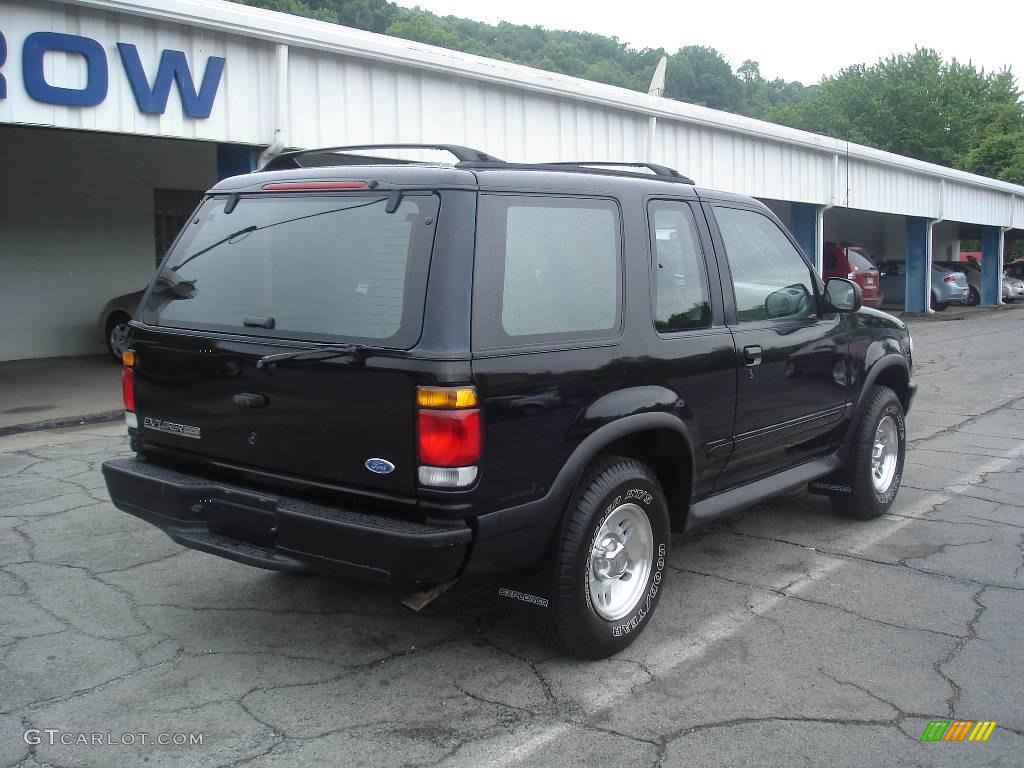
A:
[2,0,1022,360]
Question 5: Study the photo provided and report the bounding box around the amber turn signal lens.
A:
[416,386,478,409]
[121,349,136,367]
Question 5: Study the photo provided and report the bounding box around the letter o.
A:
[23,31,108,107]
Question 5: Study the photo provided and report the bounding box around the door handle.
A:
[233,393,268,408]
[743,345,763,366]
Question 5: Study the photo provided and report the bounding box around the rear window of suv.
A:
[142,192,439,347]
[846,248,876,271]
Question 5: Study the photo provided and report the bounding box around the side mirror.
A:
[764,283,813,319]
[824,278,862,313]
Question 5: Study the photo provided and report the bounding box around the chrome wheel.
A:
[108,321,130,359]
[588,502,653,621]
[871,415,899,494]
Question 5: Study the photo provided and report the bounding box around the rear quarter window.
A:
[472,194,622,350]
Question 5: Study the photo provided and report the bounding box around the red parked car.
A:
[823,243,884,308]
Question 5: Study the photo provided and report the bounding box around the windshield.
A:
[143,193,439,346]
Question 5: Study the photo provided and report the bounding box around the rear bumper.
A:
[102,457,472,587]
[861,294,884,308]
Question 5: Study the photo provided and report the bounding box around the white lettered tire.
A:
[831,386,906,519]
[536,456,670,658]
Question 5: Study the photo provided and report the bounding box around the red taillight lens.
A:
[418,410,481,467]
[944,274,957,283]
[121,366,135,412]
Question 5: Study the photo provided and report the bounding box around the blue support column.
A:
[791,203,820,272]
[216,143,260,180]
[906,217,930,313]
[980,226,1003,305]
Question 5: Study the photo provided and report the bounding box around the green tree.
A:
[768,48,1024,173]
[664,46,743,111]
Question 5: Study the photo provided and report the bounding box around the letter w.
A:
[117,44,224,119]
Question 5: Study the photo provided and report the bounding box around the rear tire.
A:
[930,293,948,311]
[534,456,670,659]
[967,287,980,306]
[106,313,132,361]
[830,386,906,520]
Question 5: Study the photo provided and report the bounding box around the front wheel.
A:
[830,386,906,520]
[535,457,670,659]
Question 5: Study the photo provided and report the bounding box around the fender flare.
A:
[553,410,696,511]
[842,354,911,452]
[470,411,697,573]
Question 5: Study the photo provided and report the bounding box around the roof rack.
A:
[542,161,694,184]
[261,143,502,171]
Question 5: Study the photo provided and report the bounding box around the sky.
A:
[393,0,1023,87]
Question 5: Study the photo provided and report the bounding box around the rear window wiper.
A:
[171,225,258,271]
[256,344,371,370]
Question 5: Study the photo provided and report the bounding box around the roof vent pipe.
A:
[645,57,667,162]
[258,44,290,170]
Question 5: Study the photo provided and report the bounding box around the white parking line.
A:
[478,441,1024,766]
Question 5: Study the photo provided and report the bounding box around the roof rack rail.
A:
[543,161,694,184]
[261,144,503,171]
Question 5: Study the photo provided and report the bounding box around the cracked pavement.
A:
[2,311,1024,768]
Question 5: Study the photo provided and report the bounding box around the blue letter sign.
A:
[117,43,225,119]
[23,31,108,106]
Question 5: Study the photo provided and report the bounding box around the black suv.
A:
[103,144,916,659]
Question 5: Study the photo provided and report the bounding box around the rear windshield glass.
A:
[846,248,876,270]
[142,193,439,346]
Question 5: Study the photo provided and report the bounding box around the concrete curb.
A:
[898,302,1024,322]
[0,409,124,438]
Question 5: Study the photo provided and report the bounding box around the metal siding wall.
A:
[3,0,1023,230]
[0,0,276,143]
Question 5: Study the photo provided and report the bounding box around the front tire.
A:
[536,456,670,659]
[830,386,906,520]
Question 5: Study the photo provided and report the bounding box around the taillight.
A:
[121,350,137,429]
[416,386,480,489]
[944,274,957,283]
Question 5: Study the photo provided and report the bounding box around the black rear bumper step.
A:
[102,457,472,586]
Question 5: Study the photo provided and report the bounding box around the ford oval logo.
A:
[365,458,395,475]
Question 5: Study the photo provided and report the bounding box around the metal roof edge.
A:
[53,0,1024,199]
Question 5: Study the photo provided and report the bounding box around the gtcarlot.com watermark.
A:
[24,729,203,747]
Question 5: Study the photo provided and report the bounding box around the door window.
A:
[648,201,711,332]
[714,207,818,323]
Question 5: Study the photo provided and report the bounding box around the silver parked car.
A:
[877,261,970,311]
[935,260,1024,305]
[98,290,144,360]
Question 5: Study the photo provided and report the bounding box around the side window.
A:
[648,201,711,332]
[474,195,621,348]
[714,207,817,323]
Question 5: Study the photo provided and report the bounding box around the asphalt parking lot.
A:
[2,309,1023,768]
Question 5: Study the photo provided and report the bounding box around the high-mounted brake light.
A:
[416,386,481,489]
[121,351,137,428]
[261,181,372,191]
